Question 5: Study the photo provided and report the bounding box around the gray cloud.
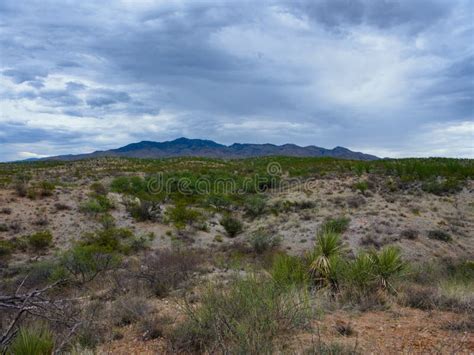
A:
[0,0,472,161]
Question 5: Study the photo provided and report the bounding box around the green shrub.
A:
[344,253,374,295]
[38,180,55,197]
[271,253,308,288]
[8,324,54,355]
[80,227,135,253]
[422,177,463,195]
[98,213,116,229]
[244,195,266,218]
[204,194,233,210]
[166,204,202,229]
[428,230,452,242]
[220,215,243,238]
[13,173,31,197]
[90,181,108,196]
[112,295,152,326]
[80,196,114,215]
[27,231,53,251]
[60,244,120,283]
[249,229,281,254]
[171,276,310,353]
[353,181,369,193]
[127,199,161,222]
[320,217,350,234]
[0,239,14,258]
[110,176,146,195]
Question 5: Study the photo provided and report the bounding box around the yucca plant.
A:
[8,324,54,355]
[346,253,376,294]
[369,246,405,291]
[309,231,345,286]
[271,253,308,288]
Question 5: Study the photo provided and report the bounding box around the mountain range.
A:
[44,138,378,161]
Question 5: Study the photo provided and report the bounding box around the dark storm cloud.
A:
[2,68,48,84]
[86,89,131,107]
[0,0,472,161]
[0,122,82,144]
[289,0,450,32]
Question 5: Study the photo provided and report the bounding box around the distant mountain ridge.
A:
[45,137,378,161]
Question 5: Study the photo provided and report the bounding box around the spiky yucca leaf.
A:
[309,231,345,283]
[369,246,405,289]
[8,325,54,355]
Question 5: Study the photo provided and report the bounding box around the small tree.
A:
[60,245,120,284]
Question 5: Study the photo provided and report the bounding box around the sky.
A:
[0,0,473,161]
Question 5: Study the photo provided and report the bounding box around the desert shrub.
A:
[8,324,54,355]
[428,229,452,242]
[136,249,202,297]
[0,223,8,232]
[80,227,139,254]
[90,181,108,196]
[270,253,308,288]
[308,231,345,285]
[126,199,161,222]
[320,217,350,234]
[249,229,281,254]
[80,196,114,215]
[422,177,463,195]
[13,173,31,197]
[400,229,419,240]
[353,181,369,194]
[359,234,382,248]
[244,195,266,218]
[112,295,152,326]
[220,215,243,238]
[60,244,120,283]
[20,259,67,287]
[170,276,310,353]
[98,213,116,229]
[54,202,71,211]
[304,341,359,354]
[110,176,147,196]
[400,282,472,313]
[27,230,53,251]
[0,239,14,258]
[346,195,365,208]
[38,180,55,197]
[166,204,202,229]
[204,194,233,210]
[138,314,172,340]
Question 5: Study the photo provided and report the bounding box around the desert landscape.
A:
[1,0,473,353]
[0,156,472,353]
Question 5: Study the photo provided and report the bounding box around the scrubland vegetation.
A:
[0,156,473,353]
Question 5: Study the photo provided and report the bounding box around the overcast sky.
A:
[0,0,473,161]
